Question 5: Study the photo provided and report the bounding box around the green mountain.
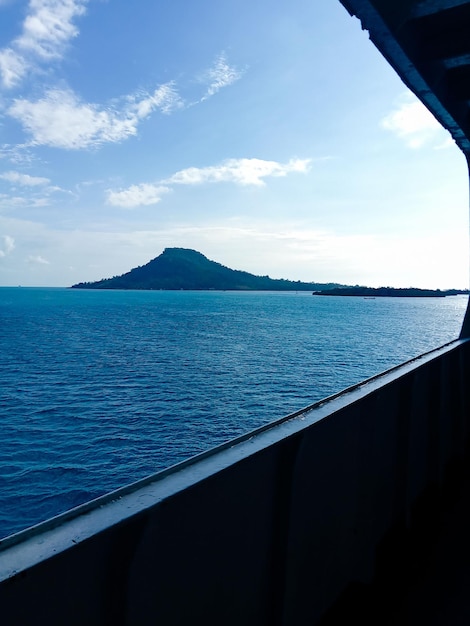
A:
[71,247,343,291]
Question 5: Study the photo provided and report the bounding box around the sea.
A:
[0,287,467,540]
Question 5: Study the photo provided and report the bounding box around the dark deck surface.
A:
[385,469,470,625]
[321,455,470,625]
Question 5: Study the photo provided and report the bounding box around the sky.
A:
[0,0,468,289]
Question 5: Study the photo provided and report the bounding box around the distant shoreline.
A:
[313,287,469,298]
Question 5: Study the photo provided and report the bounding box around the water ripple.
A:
[0,288,467,538]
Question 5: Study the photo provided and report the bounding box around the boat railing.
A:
[1,337,469,625]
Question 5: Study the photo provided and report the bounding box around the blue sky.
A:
[0,0,468,288]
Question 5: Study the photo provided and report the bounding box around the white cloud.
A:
[27,253,49,264]
[106,184,171,208]
[201,53,244,100]
[129,83,183,117]
[0,194,29,208]
[0,48,28,89]
[0,170,50,186]
[381,94,450,148]
[9,88,136,149]
[17,0,87,59]
[0,193,52,209]
[105,157,311,208]
[0,169,65,208]
[0,142,35,165]
[0,0,88,88]
[0,234,14,257]
[8,84,182,149]
[165,157,311,187]
[2,40,237,151]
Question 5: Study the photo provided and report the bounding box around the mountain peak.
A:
[161,247,203,257]
[71,248,341,291]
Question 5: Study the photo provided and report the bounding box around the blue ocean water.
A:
[0,287,467,539]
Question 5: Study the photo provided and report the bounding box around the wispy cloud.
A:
[0,142,35,165]
[0,170,50,186]
[0,0,88,89]
[0,234,14,257]
[3,44,241,153]
[0,169,66,209]
[201,53,244,101]
[106,157,311,208]
[165,157,311,186]
[16,0,87,59]
[0,49,27,90]
[106,184,171,208]
[8,84,182,149]
[0,194,52,209]
[381,93,451,148]
[27,253,49,264]
[128,83,183,117]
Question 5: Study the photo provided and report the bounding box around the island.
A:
[71,247,344,292]
[71,248,469,296]
[312,286,469,297]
